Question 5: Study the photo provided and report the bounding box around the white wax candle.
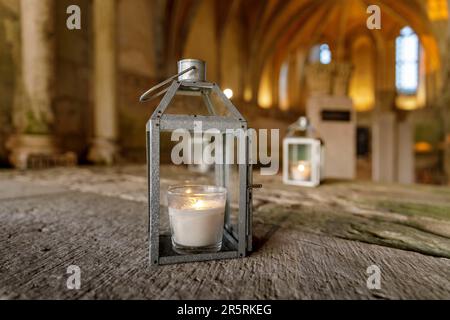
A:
[169,199,225,247]
[291,161,312,181]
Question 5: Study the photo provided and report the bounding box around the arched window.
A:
[278,62,289,110]
[319,44,332,65]
[309,43,332,65]
[396,27,420,95]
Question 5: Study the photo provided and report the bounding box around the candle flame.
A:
[193,199,206,209]
[298,164,306,172]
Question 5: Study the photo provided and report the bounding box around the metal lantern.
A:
[140,59,254,265]
[283,117,324,187]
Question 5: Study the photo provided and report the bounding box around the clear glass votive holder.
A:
[167,185,227,255]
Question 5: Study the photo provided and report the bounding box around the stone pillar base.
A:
[397,121,415,184]
[372,112,396,183]
[6,134,59,169]
[87,138,119,165]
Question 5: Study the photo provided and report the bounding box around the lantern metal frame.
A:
[283,137,322,187]
[146,79,253,266]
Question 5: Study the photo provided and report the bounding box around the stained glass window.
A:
[396,27,420,95]
[309,44,332,65]
[319,44,332,65]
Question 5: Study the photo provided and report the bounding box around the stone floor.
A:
[0,165,449,299]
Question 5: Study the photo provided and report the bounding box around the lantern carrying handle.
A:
[139,66,196,102]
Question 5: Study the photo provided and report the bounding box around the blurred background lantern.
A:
[283,117,324,187]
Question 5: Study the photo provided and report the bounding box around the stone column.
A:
[443,1,450,183]
[372,93,397,183]
[6,0,58,169]
[397,120,415,184]
[286,52,299,109]
[371,41,398,183]
[88,0,118,165]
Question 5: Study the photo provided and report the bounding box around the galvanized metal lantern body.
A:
[283,117,323,187]
[142,59,253,265]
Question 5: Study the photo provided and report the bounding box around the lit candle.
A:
[290,161,312,181]
[168,186,227,254]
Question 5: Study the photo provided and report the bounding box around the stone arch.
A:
[349,35,376,112]
[162,0,202,74]
[257,62,273,109]
[117,0,157,78]
[220,10,244,99]
[182,0,219,81]
[243,0,443,110]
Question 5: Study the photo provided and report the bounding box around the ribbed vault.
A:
[159,0,446,110]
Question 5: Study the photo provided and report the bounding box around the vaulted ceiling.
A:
[159,0,447,97]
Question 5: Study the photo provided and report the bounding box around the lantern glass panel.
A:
[288,143,313,182]
[219,133,243,241]
[159,131,246,263]
[209,90,238,117]
[158,87,235,118]
[283,138,321,187]
[162,89,212,116]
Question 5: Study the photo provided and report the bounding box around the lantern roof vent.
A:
[177,59,206,82]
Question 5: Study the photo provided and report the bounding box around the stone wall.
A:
[0,0,93,164]
[0,0,447,177]
[0,0,20,166]
[118,72,156,163]
[54,0,93,160]
[117,0,159,162]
